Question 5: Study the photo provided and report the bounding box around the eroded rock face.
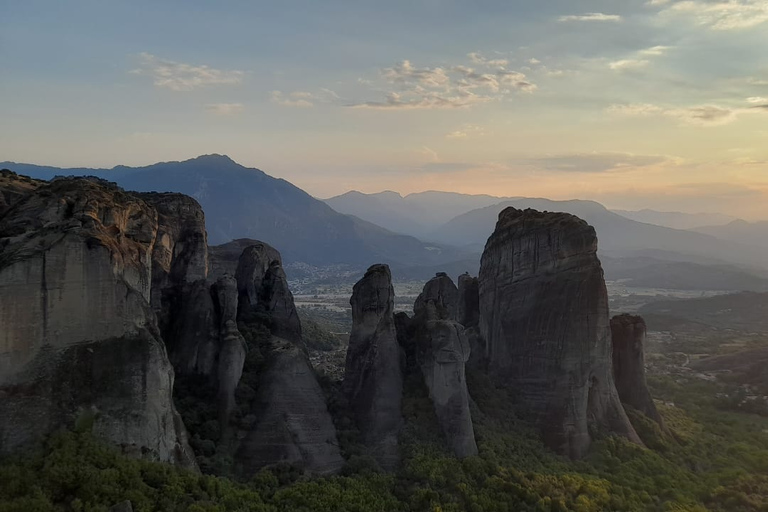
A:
[236,243,302,345]
[611,314,664,428]
[343,264,403,470]
[238,338,344,476]
[0,175,194,467]
[412,274,477,458]
[414,272,458,321]
[478,207,640,458]
[137,193,208,318]
[457,273,480,329]
[214,276,246,424]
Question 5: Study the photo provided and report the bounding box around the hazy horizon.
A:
[3,1,768,218]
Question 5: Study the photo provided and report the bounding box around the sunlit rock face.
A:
[234,241,343,475]
[0,174,195,468]
[478,207,640,459]
[343,264,404,470]
[411,274,477,458]
[611,314,665,429]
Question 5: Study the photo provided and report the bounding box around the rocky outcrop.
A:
[232,240,343,475]
[411,274,477,458]
[343,264,403,470]
[236,243,302,345]
[214,275,246,424]
[611,314,664,428]
[457,273,480,329]
[137,193,208,318]
[0,174,195,467]
[478,207,640,458]
[414,272,458,321]
[237,338,344,476]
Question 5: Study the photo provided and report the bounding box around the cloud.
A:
[270,91,315,108]
[523,152,677,173]
[204,103,244,115]
[748,96,768,103]
[131,53,243,91]
[608,101,768,126]
[558,13,623,22]
[609,59,650,70]
[350,56,535,110]
[445,124,486,139]
[609,46,671,72]
[468,52,509,68]
[655,1,768,30]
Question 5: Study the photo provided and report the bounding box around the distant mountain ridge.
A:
[611,209,738,230]
[0,155,468,267]
[325,190,518,238]
[430,198,768,273]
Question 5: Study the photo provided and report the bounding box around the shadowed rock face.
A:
[237,338,344,476]
[344,264,403,470]
[233,240,343,475]
[412,274,477,458]
[236,243,302,346]
[213,276,246,425]
[414,272,459,321]
[0,174,195,467]
[611,314,664,428]
[478,207,640,458]
[457,273,480,329]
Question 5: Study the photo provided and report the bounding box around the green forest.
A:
[2,362,768,512]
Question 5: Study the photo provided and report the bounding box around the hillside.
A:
[691,220,768,248]
[612,209,737,230]
[1,156,466,267]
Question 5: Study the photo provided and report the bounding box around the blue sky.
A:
[2,0,768,217]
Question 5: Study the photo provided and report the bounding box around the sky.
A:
[1,0,768,218]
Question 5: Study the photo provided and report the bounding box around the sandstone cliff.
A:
[611,314,665,428]
[343,264,404,470]
[478,207,640,458]
[0,174,194,467]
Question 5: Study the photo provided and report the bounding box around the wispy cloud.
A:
[608,101,768,126]
[522,152,677,173]
[558,13,623,22]
[131,53,244,91]
[655,0,768,30]
[351,55,535,110]
[445,124,486,139]
[205,103,244,115]
[747,96,768,103]
[609,46,671,71]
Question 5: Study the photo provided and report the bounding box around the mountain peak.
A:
[189,154,236,164]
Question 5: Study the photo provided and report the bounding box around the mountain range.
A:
[4,155,767,285]
[0,155,467,267]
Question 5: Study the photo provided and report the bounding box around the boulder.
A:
[0,176,195,467]
[611,314,664,428]
[478,207,640,458]
[343,264,403,470]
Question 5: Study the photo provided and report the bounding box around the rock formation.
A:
[0,174,195,467]
[411,274,477,458]
[234,241,343,475]
[343,264,403,470]
[213,275,246,424]
[236,243,302,345]
[414,272,458,321]
[457,273,480,329]
[611,314,664,428]
[478,207,640,458]
[237,338,344,476]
